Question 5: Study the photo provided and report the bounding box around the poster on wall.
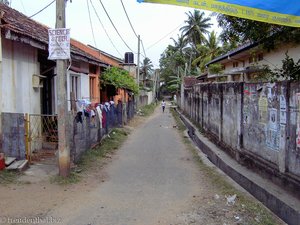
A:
[297,126,300,148]
[269,108,278,130]
[296,93,300,148]
[48,28,71,60]
[258,96,268,124]
[280,95,287,125]
[279,125,286,150]
[266,128,280,151]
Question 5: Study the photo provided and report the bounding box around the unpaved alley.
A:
[0,106,284,225]
[46,107,205,225]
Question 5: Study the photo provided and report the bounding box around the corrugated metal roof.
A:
[0,3,106,66]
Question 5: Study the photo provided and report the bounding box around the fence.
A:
[179,81,300,192]
[70,101,135,162]
[1,100,136,163]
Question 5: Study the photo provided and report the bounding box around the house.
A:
[0,3,107,114]
[0,3,116,159]
[205,41,300,82]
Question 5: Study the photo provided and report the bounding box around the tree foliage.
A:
[159,10,217,94]
[270,53,300,81]
[216,14,300,51]
[180,10,212,47]
[140,57,154,87]
[192,31,223,72]
[101,67,139,94]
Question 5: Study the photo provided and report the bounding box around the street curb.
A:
[176,110,300,225]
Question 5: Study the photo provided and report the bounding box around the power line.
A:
[98,0,134,52]
[146,23,184,51]
[20,0,27,14]
[89,0,122,57]
[1,0,56,28]
[119,0,148,60]
[141,39,147,58]
[120,0,138,38]
[86,0,97,48]
[28,0,55,19]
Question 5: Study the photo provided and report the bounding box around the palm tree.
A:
[140,57,154,86]
[170,34,188,54]
[180,10,212,47]
[192,31,222,72]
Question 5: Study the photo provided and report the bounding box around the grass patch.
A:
[138,103,156,117]
[51,128,130,185]
[0,170,20,185]
[78,128,129,169]
[50,171,80,185]
[171,108,281,225]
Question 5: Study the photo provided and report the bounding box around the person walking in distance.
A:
[161,99,166,113]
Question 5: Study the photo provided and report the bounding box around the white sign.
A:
[48,28,70,60]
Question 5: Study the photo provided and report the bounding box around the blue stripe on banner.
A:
[217,0,300,16]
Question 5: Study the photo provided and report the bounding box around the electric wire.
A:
[141,39,147,58]
[120,0,146,58]
[98,0,134,52]
[1,0,55,28]
[146,23,184,50]
[20,0,26,14]
[120,0,138,38]
[86,0,97,48]
[89,0,122,57]
[27,0,55,19]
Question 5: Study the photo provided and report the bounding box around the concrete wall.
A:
[1,113,26,159]
[183,81,300,191]
[1,39,40,114]
[0,39,41,144]
[139,90,154,107]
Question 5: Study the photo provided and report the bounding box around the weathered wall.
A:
[222,83,243,151]
[243,83,281,166]
[287,82,300,177]
[70,115,103,163]
[183,81,300,187]
[1,39,40,114]
[0,39,40,145]
[1,113,25,159]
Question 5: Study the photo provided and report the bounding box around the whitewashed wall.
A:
[222,43,300,75]
[1,38,40,114]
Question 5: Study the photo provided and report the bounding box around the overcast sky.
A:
[10,0,220,68]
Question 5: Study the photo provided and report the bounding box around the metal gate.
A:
[25,114,58,162]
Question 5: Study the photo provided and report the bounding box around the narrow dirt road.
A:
[47,107,205,225]
[0,106,285,225]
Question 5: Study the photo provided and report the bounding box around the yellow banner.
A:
[138,0,300,27]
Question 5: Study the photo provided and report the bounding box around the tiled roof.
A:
[0,3,105,66]
[184,76,201,88]
[71,39,122,67]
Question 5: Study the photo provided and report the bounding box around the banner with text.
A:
[48,28,70,60]
[137,0,300,27]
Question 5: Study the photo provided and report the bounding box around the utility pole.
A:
[180,63,187,110]
[56,0,70,177]
[136,35,140,107]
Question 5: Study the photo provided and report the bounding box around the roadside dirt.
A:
[0,109,286,225]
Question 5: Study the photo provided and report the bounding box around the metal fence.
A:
[25,114,58,162]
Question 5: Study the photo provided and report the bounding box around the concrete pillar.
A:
[278,83,288,173]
